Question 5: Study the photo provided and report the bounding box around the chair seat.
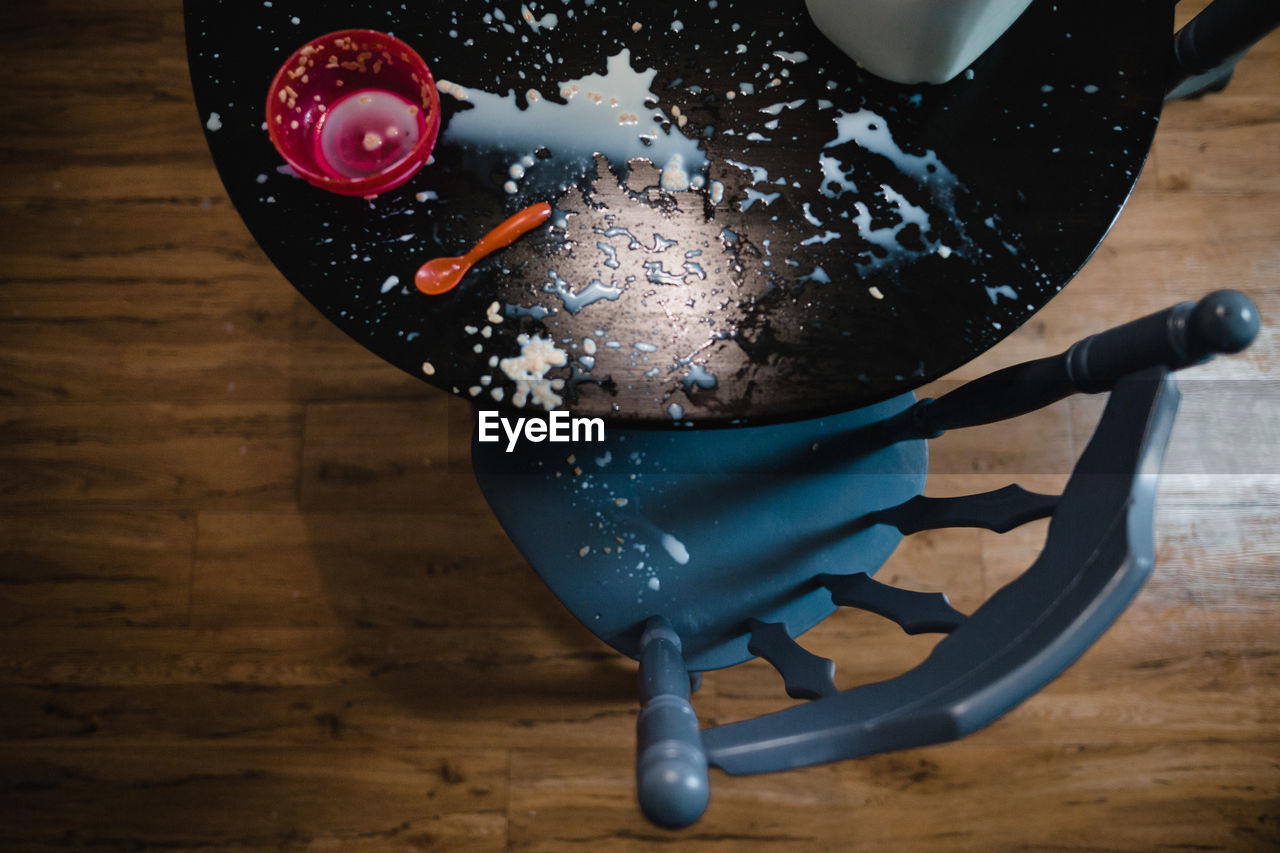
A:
[472,392,927,671]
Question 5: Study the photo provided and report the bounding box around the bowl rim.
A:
[265,27,443,196]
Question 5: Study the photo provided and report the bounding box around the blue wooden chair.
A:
[474,291,1259,827]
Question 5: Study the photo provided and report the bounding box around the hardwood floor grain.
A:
[1,1,1277,850]
[0,509,194,628]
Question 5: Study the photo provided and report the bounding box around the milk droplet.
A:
[661,533,689,564]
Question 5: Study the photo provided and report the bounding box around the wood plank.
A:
[1154,18,1280,194]
[1099,188,1280,254]
[0,509,192,627]
[1155,121,1280,195]
[1151,380,1280,479]
[0,671,640,752]
[1150,503,1280,608]
[0,626,641,750]
[999,608,1280,742]
[0,162,225,205]
[2,611,1269,846]
[0,283,426,403]
[0,198,275,285]
[1071,381,1280,503]
[0,402,303,507]
[980,501,1280,614]
[0,6,198,171]
[285,296,434,401]
[299,397,479,512]
[508,747,855,851]
[0,674,639,754]
[871,526,988,609]
[506,740,1279,852]
[713,600,1277,745]
[909,396,1075,499]
[191,508,554,629]
[0,744,507,852]
[0,81,206,166]
[0,281,296,402]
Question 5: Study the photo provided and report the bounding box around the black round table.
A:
[186,0,1169,426]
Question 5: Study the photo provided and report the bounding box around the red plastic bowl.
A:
[266,29,442,196]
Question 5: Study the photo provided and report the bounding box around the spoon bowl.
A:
[415,257,470,295]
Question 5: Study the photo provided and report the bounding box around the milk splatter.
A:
[438,50,707,196]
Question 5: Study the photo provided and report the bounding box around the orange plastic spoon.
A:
[415,201,553,295]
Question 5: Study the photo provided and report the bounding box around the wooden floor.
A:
[1,2,1277,850]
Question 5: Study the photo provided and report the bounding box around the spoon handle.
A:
[464,202,553,262]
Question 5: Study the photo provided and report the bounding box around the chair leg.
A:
[636,617,710,829]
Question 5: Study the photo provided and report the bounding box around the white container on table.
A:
[804,0,1035,84]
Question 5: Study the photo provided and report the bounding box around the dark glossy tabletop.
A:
[186,0,1169,426]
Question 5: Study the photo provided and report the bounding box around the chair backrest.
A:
[701,367,1180,774]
